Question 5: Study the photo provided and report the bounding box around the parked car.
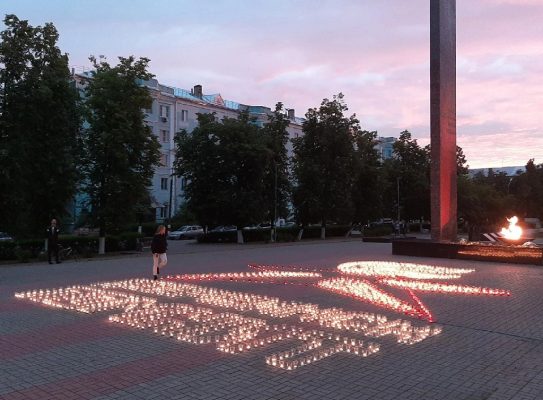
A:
[0,232,13,241]
[167,225,204,240]
[210,225,237,232]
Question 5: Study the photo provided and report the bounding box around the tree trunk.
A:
[237,229,244,244]
[98,237,106,254]
[297,228,304,241]
[345,223,354,238]
[320,226,326,240]
[99,223,106,255]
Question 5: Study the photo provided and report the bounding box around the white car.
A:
[167,225,204,240]
[0,232,13,241]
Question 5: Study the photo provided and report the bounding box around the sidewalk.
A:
[1,240,543,399]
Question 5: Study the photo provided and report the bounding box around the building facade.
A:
[374,136,396,161]
[142,80,304,222]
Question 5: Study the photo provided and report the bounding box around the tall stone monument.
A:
[430,0,457,242]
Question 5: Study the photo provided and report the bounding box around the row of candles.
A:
[248,263,336,273]
[167,271,322,282]
[265,339,380,370]
[107,300,383,370]
[15,278,442,370]
[95,279,321,319]
[317,277,428,320]
[14,286,156,313]
[337,261,475,280]
[379,278,511,296]
[16,278,442,346]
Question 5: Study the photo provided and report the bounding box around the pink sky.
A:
[4,0,542,168]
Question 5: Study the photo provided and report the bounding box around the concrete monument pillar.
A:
[430,0,457,242]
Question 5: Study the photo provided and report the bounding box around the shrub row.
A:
[0,232,144,261]
[362,225,393,237]
[197,225,351,243]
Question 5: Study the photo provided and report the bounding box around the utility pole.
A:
[271,162,278,242]
[397,177,401,222]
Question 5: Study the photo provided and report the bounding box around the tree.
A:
[81,56,160,252]
[509,159,543,219]
[174,112,271,243]
[385,131,430,223]
[262,102,291,241]
[292,93,358,238]
[458,174,514,240]
[456,145,469,175]
[0,14,80,238]
[351,130,383,224]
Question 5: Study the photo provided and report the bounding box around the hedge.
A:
[0,232,144,261]
[197,225,350,243]
[299,225,351,239]
[363,225,393,237]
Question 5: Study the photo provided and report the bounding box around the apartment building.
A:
[74,72,303,222]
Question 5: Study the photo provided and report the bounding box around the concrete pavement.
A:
[1,240,543,399]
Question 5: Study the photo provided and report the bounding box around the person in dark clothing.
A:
[151,225,168,280]
[46,219,60,264]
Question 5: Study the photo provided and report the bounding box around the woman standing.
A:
[151,225,168,280]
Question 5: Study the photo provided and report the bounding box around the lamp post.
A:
[271,162,278,243]
[396,177,401,222]
[167,168,174,234]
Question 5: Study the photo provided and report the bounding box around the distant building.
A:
[73,73,303,222]
[468,166,525,177]
[374,136,396,161]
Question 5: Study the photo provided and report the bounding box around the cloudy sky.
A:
[3,0,542,168]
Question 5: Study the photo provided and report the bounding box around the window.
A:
[160,178,168,190]
[161,130,169,142]
[180,177,186,190]
[160,105,170,119]
[160,154,168,167]
[159,207,166,218]
[180,109,188,121]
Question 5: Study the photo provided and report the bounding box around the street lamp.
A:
[271,162,278,243]
[397,177,401,222]
[167,167,174,233]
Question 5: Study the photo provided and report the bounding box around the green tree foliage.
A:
[292,94,358,236]
[0,15,80,237]
[262,103,291,236]
[351,130,383,224]
[174,112,271,242]
[509,159,543,219]
[458,174,514,240]
[456,145,469,175]
[81,56,160,238]
[383,131,430,222]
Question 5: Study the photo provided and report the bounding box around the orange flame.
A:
[500,216,522,240]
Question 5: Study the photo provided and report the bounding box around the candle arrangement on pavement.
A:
[14,258,510,371]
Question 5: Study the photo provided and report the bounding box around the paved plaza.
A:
[1,239,543,400]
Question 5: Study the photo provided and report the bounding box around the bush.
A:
[14,239,44,258]
[122,222,158,237]
[298,225,351,239]
[276,227,299,242]
[118,232,144,250]
[14,247,33,263]
[198,227,303,243]
[0,232,141,261]
[198,230,237,243]
[242,228,271,242]
[0,239,43,261]
[0,241,17,260]
[363,225,393,237]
